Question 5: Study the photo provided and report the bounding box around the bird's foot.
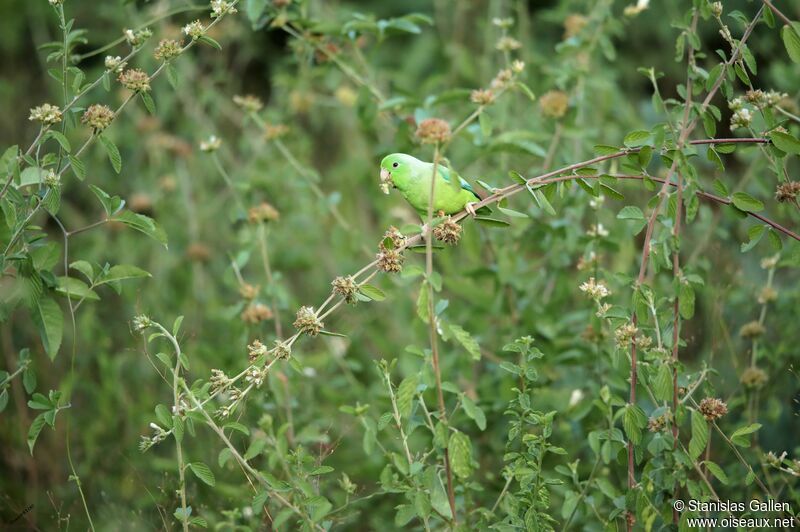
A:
[465,202,479,218]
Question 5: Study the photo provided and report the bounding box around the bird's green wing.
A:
[438,164,479,199]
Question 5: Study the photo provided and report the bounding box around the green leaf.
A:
[95,264,151,285]
[198,35,222,50]
[653,364,673,402]
[461,395,486,430]
[622,404,646,445]
[679,282,695,320]
[45,130,71,152]
[623,130,651,148]
[617,206,645,220]
[112,211,168,246]
[68,155,86,180]
[473,216,510,227]
[593,144,621,156]
[688,409,709,460]
[712,178,729,197]
[394,505,416,527]
[140,92,156,114]
[396,374,418,419]
[770,131,800,155]
[731,423,761,447]
[703,461,729,485]
[98,135,122,173]
[55,276,99,301]
[33,297,63,360]
[741,224,766,253]
[358,283,386,301]
[28,412,47,454]
[223,421,250,435]
[446,323,481,360]
[781,23,800,63]
[189,462,216,486]
[155,404,172,428]
[731,192,764,213]
[448,431,473,478]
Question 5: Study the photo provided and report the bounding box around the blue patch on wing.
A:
[439,165,479,199]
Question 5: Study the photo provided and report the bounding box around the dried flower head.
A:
[709,1,723,17]
[200,135,222,152]
[564,14,588,39]
[647,411,672,432]
[247,339,268,363]
[210,368,231,393]
[511,59,525,73]
[182,20,205,39]
[273,340,291,359]
[433,217,462,245]
[186,243,212,262]
[29,103,62,125]
[577,251,598,271]
[49,0,64,5]
[247,202,280,223]
[539,90,569,118]
[760,254,780,270]
[239,283,259,300]
[698,397,728,421]
[377,249,404,273]
[381,226,406,250]
[775,181,800,203]
[332,276,359,304]
[757,286,777,304]
[614,322,638,349]
[264,123,289,140]
[470,89,495,106]
[154,39,183,61]
[210,0,238,18]
[104,55,126,72]
[124,27,152,47]
[495,36,522,52]
[132,314,152,332]
[233,94,264,113]
[490,68,514,90]
[579,277,610,300]
[740,366,768,389]
[245,366,266,387]
[118,68,150,92]
[241,303,273,324]
[415,118,451,145]
[294,306,323,336]
[81,104,114,131]
[739,320,765,338]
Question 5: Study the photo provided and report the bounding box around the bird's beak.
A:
[379,168,391,194]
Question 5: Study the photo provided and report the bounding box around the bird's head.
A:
[379,153,414,194]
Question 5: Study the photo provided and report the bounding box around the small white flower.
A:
[579,277,610,300]
[200,135,221,152]
[569,389,584,407]
[182,20,205,39]
[210,0,238,18]
[587,223,609,237]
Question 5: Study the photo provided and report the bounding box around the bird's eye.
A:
[392,162,399,168]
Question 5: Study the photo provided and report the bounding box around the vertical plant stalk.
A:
[670,168,684,526]
[424,145,457,523]
[257,221,283,338]
[154,323,190,532]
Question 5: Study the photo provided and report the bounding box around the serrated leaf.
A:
[703,461,729,484]
[617,206,645,220]
[189,462,216,486]
[461,394,486,430]
[359,283,386,301]
[770,131,800,155]
[32,297,63,360]
[781,23,800,63]
[623,130,651,148]
[155,404,172,428]
[28,412,47,454]
[679,282,695,320]
[448,431,473,478]
[446,323,481,360]
[731,192,763,213]
[68,155,86,180]
[112,211,168,246]
[653,364,673,402]
[688,409,709,460]
[396,374,418,419]
[98,135,122,173]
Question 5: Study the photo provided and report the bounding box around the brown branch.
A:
[762,0,793,26]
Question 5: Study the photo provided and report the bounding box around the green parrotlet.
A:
[379,153,486,218]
